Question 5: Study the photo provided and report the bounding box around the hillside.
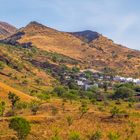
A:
[1,21,140,77]
[0,21,17,39]
[0,42,59,98]
[0,21,140,140]
[70,30,100,43]
[0,81,34,103]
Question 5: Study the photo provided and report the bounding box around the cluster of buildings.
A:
[65,69,140,90]
[113,76,140,85]
[66,70,106,90]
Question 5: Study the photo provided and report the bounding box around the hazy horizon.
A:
[0,0,140,50]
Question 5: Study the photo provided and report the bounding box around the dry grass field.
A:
[0,96,140,140]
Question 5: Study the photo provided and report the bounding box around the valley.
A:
[0,21,140,140]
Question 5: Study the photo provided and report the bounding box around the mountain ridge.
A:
[0,21,17,38]
[70,30,100,43]
[1,21,140,77]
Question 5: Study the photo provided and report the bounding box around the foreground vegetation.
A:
[0,83,140,140]
[0,43,140,140]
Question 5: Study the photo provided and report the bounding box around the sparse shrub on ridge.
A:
[68,131,81,140]
[88,130,102,140]
[51,106,58,116]
[0,101,6,116]
[29,100,41,115]
[107,132,120,140]
[66,116,73,126]
[79,100,89,119]
[8,92,20,110]
[0,61,5,70]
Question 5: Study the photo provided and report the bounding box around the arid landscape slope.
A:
[1,21,140,77]
[0,21,140,140]
[0,21,17,39]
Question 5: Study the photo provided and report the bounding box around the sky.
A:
[0,0,140,50]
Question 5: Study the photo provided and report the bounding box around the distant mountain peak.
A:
[25,21,46,28]
[0,21,17,36]
[27,21,43,26]
[24,21,57,33]
[70,30,100,43]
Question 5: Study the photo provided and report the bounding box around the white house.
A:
[76,80,84,86]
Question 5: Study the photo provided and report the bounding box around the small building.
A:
[76,80,84,86]
[84,83,99,90]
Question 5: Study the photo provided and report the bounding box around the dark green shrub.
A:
[51,127,61,140]
[110,106,120,118]
[79,101,89,118]
[84,70,93,79]
[0,61,5,70]
[103,82,108,92]
[113,87,135,100]
[9,117,31,140]
[90,98,96,105]
[15,102,29,110]
[51,106,58,116]
[63,92,78,103]
[68,131,81,140]
[107,132,120,140]
[53,86,66,97]
[88,130,102,140]
[37,93,50,100]
[29,100,40,115]
[0,101,6,116]
[71,67,80,73]
[8,92,20,110]
[66,116,73,126]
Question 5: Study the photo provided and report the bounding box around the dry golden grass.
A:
[0,81,35,103]
[0,98,140,140]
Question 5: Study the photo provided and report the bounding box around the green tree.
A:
[79,101,89,119]
[115,82,135,90]
[113,87,135,100]
[71,67,80,73]
[0,61,5,70]
[63,91,78,103]
[103,82,108,92]
[9,117,31,140]
[0,101,6,116]
[53,86,66,97]
[67,80,79,90]
[84,70,93,79]
[8,92,20,110]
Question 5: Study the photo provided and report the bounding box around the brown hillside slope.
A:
[0,43,56,96]
[70,30,100,43]
[2,21,99,61]
[0,81,34,103]
[2,21,140,77]
[0,21,17,39]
